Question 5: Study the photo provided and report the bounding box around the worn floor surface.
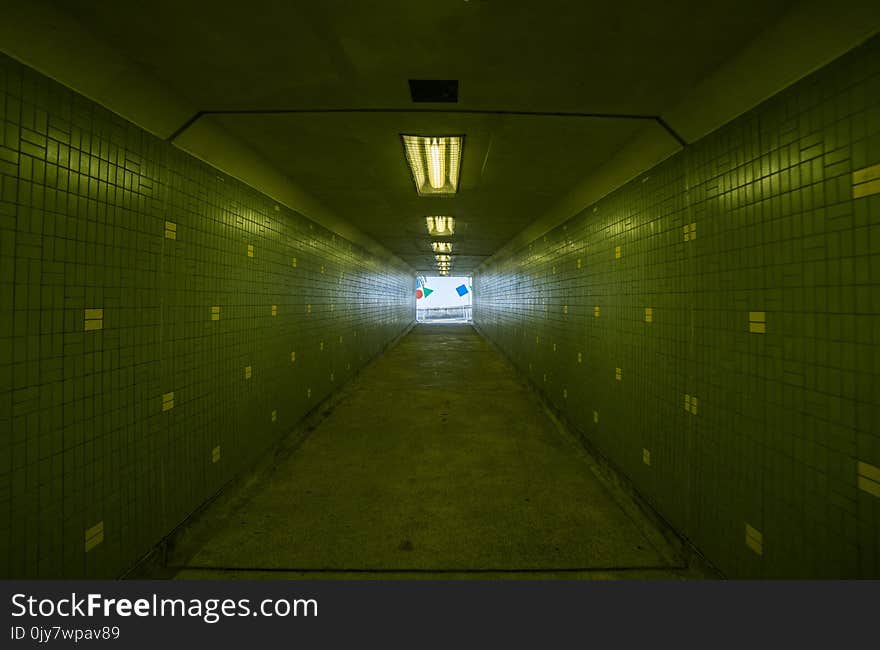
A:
[164,324,704,579]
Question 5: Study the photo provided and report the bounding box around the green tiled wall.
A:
[0,54,414,577]
[474,37,880,578]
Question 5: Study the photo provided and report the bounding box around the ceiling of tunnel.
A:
[209,112,648,270]
[50,0,804,272]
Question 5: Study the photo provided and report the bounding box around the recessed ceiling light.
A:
[426,216,455,236]
[435,254,451,263]
[432,242,452,254]
[402,135,463,196]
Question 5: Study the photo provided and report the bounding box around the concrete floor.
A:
[163,324,705,579]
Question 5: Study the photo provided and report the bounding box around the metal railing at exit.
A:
[416,306,473,323]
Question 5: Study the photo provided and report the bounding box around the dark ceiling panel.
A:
[408,79,458,103]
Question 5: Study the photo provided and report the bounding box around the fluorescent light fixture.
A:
[435,254,451,263]
[426,216,455,236]
[439,270,450,276]
[432,242,452,254]
[402,135,463,196]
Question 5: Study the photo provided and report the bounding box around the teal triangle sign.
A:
[423,287,434,298]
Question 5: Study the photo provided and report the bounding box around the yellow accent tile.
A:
[593,411,599,423]
[307,388,312,399]
[211,305,220,321]
[319,341,324,351]
[84,308,104,331]
[594,306,600,318]
[745,523,763,555]
[644,307,653,323]
[563,304,568,314]
[84,521,104,552]
[577,258,582,269]
[858,476,880,498]
[615,367,622,381]
[85,521,103,539]
[306,304,311,313]
[212,446,221,463]
[563,388,568,399]
[683,224,690,241]
[689,223,696,240]
[271,305,278,316]
[161,392,174,411]
[552,343,557,352]
[749,311,766,333]
[543,373,547,383]
[577,352,582,364]
[853,179,880,198]
[291,257,297,268]
[244,366,252,379]
[857,460,880,483]
[684,394,691,412]
[690,396,698,415]
[290,351,296,363]
[320,265,325,274]
[615,245,621,259]
[164,221,177,239]
[338,335,343,343]
[247,244,254,257]
[271,409,277,422]
[642,448,651,466]
[330,372,335,382]
[852,163,880,185]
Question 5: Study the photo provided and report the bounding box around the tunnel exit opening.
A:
[415,275,473,323]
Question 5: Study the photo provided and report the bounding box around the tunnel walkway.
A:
[165,324,701,579]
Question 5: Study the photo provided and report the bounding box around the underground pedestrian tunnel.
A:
[1,1,879,579]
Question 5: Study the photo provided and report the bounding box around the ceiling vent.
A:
[408,79,458,103]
